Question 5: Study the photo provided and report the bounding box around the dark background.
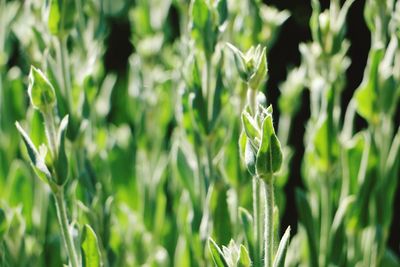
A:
[101,0,399,256]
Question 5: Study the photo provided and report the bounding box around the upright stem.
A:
[320,178,331,266]
[0,72,3,127]
[253,177,262,267]
[43,108,58,159]
[264,177,274,267]
[247,88,257,115]
[205,56,212,121]
[205,56,213,184]
[54,190,79,267]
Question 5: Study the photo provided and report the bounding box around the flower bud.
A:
[240,98,282,180]
[227,43,268,90]
[28,66,56,112]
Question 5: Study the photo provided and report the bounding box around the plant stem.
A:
[320,178,331,266]
[54,190,79,267]
[43,108,58,159]
[247,88,257,115]
[205,56,212,121]
[264,176,274,267]
[253,177,262,267]
[205,56,214,184]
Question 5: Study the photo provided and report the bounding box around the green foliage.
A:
[0,0,399,266]
[81,224,102,267]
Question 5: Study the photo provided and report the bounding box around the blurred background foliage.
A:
[0,0,399,266]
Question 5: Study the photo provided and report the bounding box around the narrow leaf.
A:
[295,190,318,267]
[15,122,52,184]
[81,224,102,267]
[54,115,69,185]
[208,238,229,267]
[273,226,291,267]
[239,245,251,267]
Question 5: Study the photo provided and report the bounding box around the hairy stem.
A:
[320,178,331,266]
[247,88,257,115]
[253,177,262,267]
[54,190,79,267]
[43,108,58,159]
[264,177,274,267]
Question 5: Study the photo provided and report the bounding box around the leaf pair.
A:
[15,115,69,191]
[240,103,282,179]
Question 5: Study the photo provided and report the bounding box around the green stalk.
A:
[320,178,331,266]
[247,88,257,115]
[42,95,78,267]
[253,177,262,267]
[205,55,213,184]
[205,55,212,122]
[42,108,58,159]
[54,190,79,267]
[264,176,274,267]
[0,72,3,127]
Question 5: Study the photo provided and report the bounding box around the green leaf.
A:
[381,249,400,267]
[238,245,251,267]
[239,208,255,262]
[15,122,52,185]
[248,47,267,90]
[256,114,282,176]
[376,127,400,227]
[312,115,338,171]
[190,0,216,56]
[211,62,225,129]
[190,90,208,134]
[273,226,291,267]
[227,43,249,81]
[48,0,61,35]
[208,238,228,267]
[343,133,366,194]
[190,0,208,30]
[54,115,69,185]
[0,209,6,238]
[295,190,318,267]
[176,147,197,205]
[28,66,56,112]
[241,110,259,141]
[215,0,228,26]
[328,196,354,264]
[211,186,232,245]
[81,224,102,267]
[331,196,355,234]
[355,48,384,123]
[244,139,256,176]
[48,0,76,35]
[175,236,191,267]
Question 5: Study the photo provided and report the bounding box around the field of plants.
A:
[0,0,399,266]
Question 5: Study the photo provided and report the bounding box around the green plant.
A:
[0,0,399,266]
[208,44,290,267]
[15,66,102,267]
